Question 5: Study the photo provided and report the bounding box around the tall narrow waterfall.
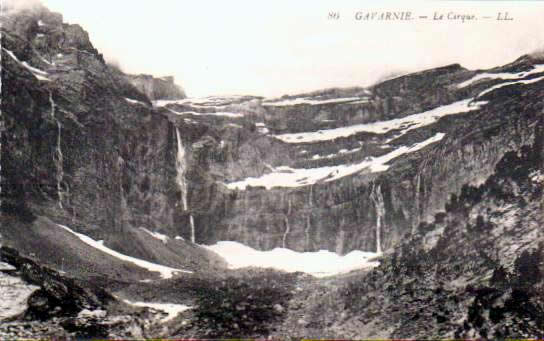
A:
[189,215,195,244]
[175,128,187,210]
[287,197,292,215]
[305,215,311,249]
[282,216,290,249]
[49,91,64,209]
[370,183,384,254]
[0,80,3,211]
[175,127,195,243]
[414,172,422,231]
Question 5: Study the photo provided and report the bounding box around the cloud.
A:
[531,47,544,59]
[2,0,44,14]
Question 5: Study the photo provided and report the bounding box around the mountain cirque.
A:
[0,2,543,339]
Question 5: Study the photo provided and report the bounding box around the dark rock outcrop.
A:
[0,246,113,320]
[125,74,186,101]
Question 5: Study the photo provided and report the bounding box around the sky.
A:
[13,0,544,97]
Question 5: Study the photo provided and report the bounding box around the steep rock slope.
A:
[271,123,543,338]
[0,4,223,273]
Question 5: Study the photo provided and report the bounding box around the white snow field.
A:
[477,75,544,98]
[153,95,247,108]
[167,108,243,118]
[205,241,381,278]
[273,99,486,144]
[457,64,544,88]
[123,300,191,322]
[262,96,363,106]
[57,224,192,279]
[226,133,445,190]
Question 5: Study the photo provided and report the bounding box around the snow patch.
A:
[227,123,243,129]
[263,97,362,107]
[57,224,191,279]
[38,55,54,66]
[0,262,16,271]
[184,118,198,124]
[477,75,544,98]
[226,133,445,189]
[78,309,107,319]
[530,170,544,183]
[458,64,544,88]
[154,95,246,108]
[311,147,362,160]
[255,123,270,134]
[205,241,380,278]
[273,99,485,143]
[3,48,50,81]
[125,98,147,106]
[123,300,191,322]
[349,99,370,104]
[21,62,48,76]
[140,228,169,244]
[168,108,243,118]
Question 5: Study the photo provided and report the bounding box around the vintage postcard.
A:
[1,0,543,339]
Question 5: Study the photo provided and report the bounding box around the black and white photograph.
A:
[1,0,543,339]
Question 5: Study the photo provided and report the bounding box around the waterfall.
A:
[370,182,384,254]
[414,155,432,230]
[414,171,424,230]
[0,86,3,212]
[287,197,292,215]
[305,215,311,249]
[282,216,290,249]
[175,127,195,242]
[49,91,64,209]
[175,127,188,210]
[189,215,195,244]
[309,184,313,206]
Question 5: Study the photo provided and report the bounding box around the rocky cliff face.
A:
[125,74,186,101]
[166,56,543,254]
[1,4,182,261]
[272,123,543,338]
[2,2,543,260]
